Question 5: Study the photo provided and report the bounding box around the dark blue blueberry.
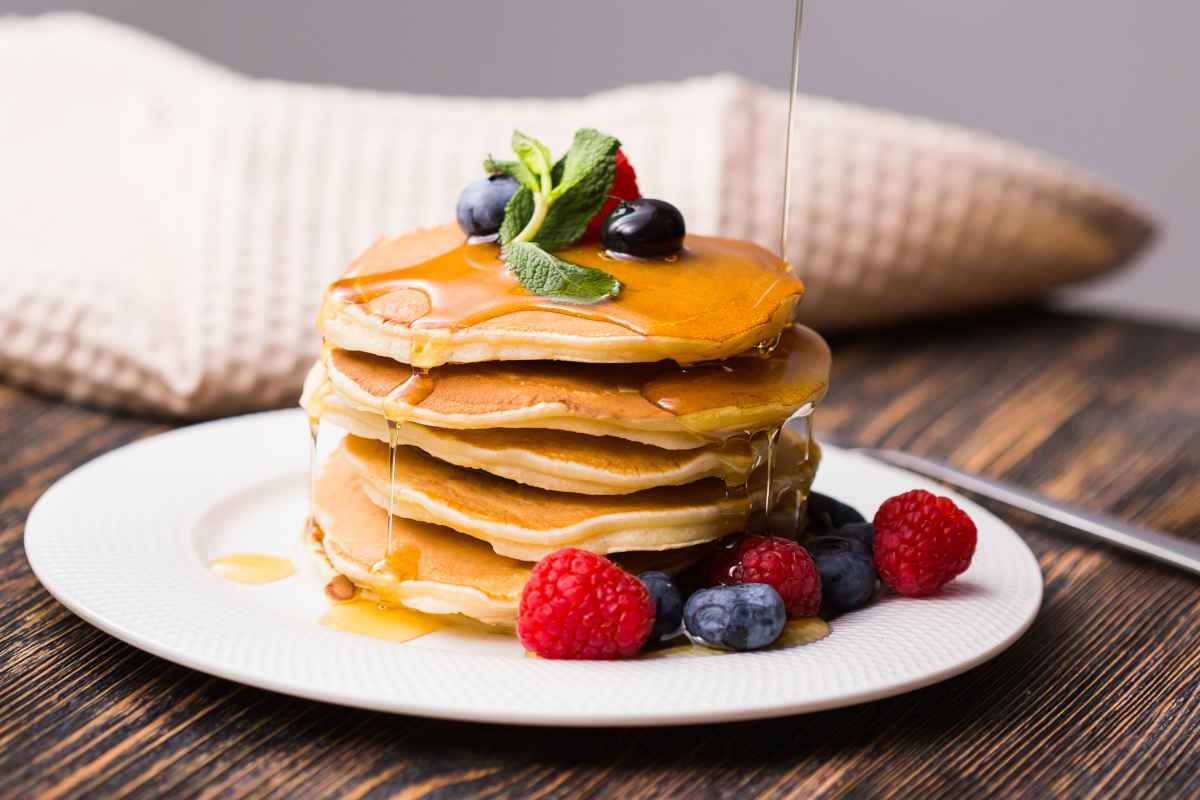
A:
[455,175,519,237]
[683,583,786,651]
[811,549,876,613]
[836,522,875,550]
[807,492,866,535]
[638,570,683,643]
[805,534,871,558]
[601,199,686,258]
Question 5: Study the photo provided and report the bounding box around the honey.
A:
[210,554,295,584]
[327,234,804,352]
[319,599,442,643]
[306,380,331,521]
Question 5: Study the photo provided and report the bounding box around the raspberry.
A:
[873,489,977,597]
[709,536,822,618]
[584,149,640,239]
[518,548,655,659]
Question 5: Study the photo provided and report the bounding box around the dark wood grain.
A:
[2,307,1199,799]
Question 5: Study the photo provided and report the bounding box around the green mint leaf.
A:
[499,186,534,245]
[534,130,619,250]
[506,241,621,303]
[484,157,537,192]
[511,131,553,180]
[549,129,620,201]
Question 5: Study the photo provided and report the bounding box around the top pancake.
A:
[319,224,805,367]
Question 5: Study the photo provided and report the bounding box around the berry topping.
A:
[518,548,654,659]
[709,535,822,618]
[873,489,978,597]
[809,547,877,613]
[585,148,640,239]
[638,570,684,643]
[684,584,787,651]
[807,492,866,535]
[456,174,519,237]
[806,534,871,558]
[601,198,686,259]
[836,521,876,551]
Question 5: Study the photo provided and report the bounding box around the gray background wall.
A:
[6,0,1196,323]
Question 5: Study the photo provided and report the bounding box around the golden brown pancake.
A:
[337,429,818,561]
[319,224,805,367]
[315,324,830,448]
[311,454,529,626]
[310,455,717,627]
[303,367,759,494]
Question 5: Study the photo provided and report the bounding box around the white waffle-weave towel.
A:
[0,14,1154,417]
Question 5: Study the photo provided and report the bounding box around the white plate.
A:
[25,410,1042,727]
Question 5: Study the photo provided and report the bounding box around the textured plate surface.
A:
[24,410,1042,727]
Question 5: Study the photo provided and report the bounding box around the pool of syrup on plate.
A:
[209,553,295,584]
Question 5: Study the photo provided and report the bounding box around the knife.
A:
[851,447,1200,577]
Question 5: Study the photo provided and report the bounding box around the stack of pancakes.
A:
[301,224,831,628]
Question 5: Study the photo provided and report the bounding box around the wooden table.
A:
[2,307,1198,799]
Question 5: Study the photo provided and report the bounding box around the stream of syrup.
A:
[780,0,807,262]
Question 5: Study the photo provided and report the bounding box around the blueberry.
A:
[811,549,876,613]
[638,570,683,643]
[805,534,871,558]
[837,522,875,550]
[683,584,786,651]
[807,492,866,535]
[601,199,686,258]
[455,175,519,237]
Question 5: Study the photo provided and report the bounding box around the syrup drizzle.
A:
[210,554,295,584]
[320,599,442,643]
[306,381,331,521]
[370,419,402,578]
[762,426,781,521]
[308,415,320,517]
[325,234,804,368]
[804,411,814,463]
[780,0,807,262]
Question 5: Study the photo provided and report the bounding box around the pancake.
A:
[311,454,529,626]
[316,324,831,449]
[319,224,805,368]
[337,429,818,561]
[303,368,759,495]
[310,456,717,627]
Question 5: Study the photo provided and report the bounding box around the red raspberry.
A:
[709,536,821,618]
[518,548,654,659]
[584,149,640,239]
[873,489,977,597]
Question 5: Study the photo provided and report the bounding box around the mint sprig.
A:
[482,128,623,302]
[483,157,537,192]
[506,242,621,304]
[494,129,619,249]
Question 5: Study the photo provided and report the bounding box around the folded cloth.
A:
[0,13,1154,418]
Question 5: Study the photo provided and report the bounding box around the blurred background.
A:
[4,0,1194,324]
